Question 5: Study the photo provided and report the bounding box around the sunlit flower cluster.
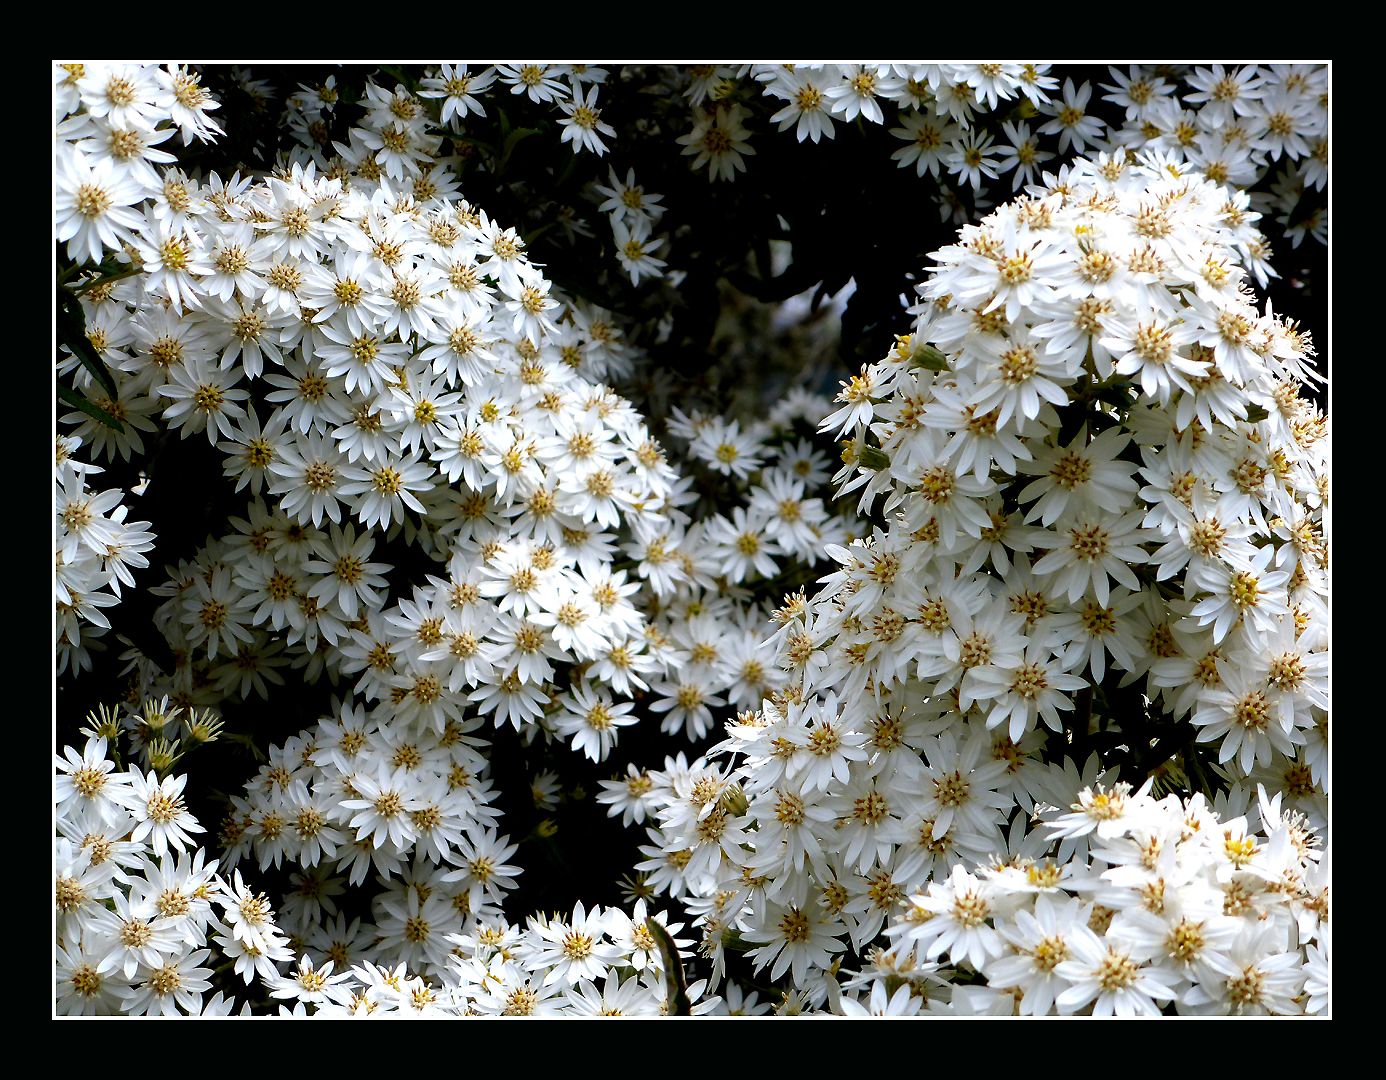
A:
[54,63,1327,1018]
[55,62,223,265]
[614,151,1328,1012]
[858,783,1329,1016]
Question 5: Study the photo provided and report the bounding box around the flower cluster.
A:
[676,64,1327,249]
[1099,65,1329,249]
[55,63,1327,1018]
[56,723,297,1016]
[55,63,223,265]
[824,150,1328,801]
[715,62,1062,196]
[63,141,682,707]
[278,899,714,1016]
[861,782,1329,1016]
[56,717,732,1017]
[55,438,156,676]
[280,66,670,289]
[612,152,1328,1011]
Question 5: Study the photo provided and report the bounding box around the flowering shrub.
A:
[55,62,1327,1017]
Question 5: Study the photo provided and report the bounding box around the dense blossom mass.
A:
[55,61,1327,1017]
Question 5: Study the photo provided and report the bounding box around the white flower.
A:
[55,146,146,264]
[127,770,204,857]
[558,85,616,156]
[1054,932,1174,1016]
[677,105,755,183]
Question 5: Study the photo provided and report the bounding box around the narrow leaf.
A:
[646,918,691,1016]
[57,383,124,431]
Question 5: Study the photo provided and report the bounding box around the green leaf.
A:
[58,325,119,400]
[555,151,580,189]
[909,342,951,372]
[377,65,419,94]
[68,264,143,295]
[498,125,542,173]
[57,287,119,399]
[223,732,267,764]
[56,384,124,432]
[1244,404,1269,424]
[858,445,892,471]
[646,919,691,1016]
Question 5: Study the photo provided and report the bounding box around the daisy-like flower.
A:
[895,864,1005,970]
[54,470,125,562]
[649,671,725,741]
[784,694,870,795]
[554,682,637,762]
[1031,508,1149,606]
[994,120,1054,190]
[496,63,570,104]
[1187,544,1291,644]
[133,214,210,312]
[1192,665,1306,773]
[156,355,249,444]
[593,166,665,226]
[611,217,667,285]
[744,901,847,985]
[1046,781,1157,843]
[180,566,257,660]
[526,903,623,987]
[840,981,925,1016]
[56,942,126,1016]
[267,954,357,1008]
[944,129,1002,192]
[558,85,616,156]
[677,105,756,183]
[984,893,1092,1015]
[216,868,284,953]
[704,507,782,583]
[564,972,660,1016]
[127,770,204,857]
[1054,931,1174,1016]
[767,68,837,143]
[152,64,223,143]
[55,736,135,828]
[338,452,434,530]
[964,640,1089,742]
[341,766,423,853]
[301,523,392,620]
[419,63,496,125]
[55,146,147,264]
[220,407,291,495]
[504,277,559,343]
[1018,426,1139,527]
[692,417,765,479]
[824,64,900,124]
[1037,78,1106,153]
[441,828,522,914]
[268,432,347,527]
[375,888,459,976]
[890,111,959,178]
[75,117,178,197]
[118,949,215,1016]
[1100,310,1208,406]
